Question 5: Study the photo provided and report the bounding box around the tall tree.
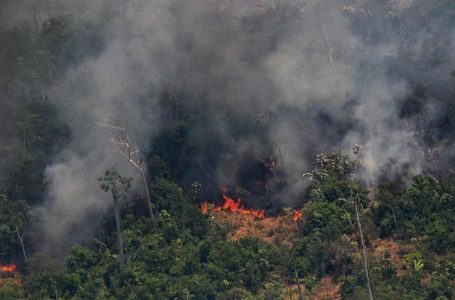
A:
[98,170,132,272]
[99,116,156,224]
[343,145,374,300]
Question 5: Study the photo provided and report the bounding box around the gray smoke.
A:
[1,0,455,252]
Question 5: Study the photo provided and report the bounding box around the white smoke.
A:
[1,0,454,251]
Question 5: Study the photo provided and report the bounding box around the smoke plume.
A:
[1,0,455,252]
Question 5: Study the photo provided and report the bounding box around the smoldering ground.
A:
[1,0,455,253]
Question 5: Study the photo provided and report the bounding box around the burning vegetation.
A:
[200,189,304,244]
[2,1,455,299]
[292,210,303,222]
[200,191,265,220]
[0,264,17,275]
[200,190,303,223]
[0,263,21,291]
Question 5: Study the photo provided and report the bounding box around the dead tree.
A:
[15,226,27,263]
[99,170,132,272]
[305,146,374,300]
[294,269,304,300]
[348,145,374,300]
[355,194,374,300]
[99,117,156,224]
[0,195,28,263]
[339,191,374,300]
[32,2,39,33]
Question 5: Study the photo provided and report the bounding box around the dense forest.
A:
[1,0,455,299]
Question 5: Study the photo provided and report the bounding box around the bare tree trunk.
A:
[32,4,39,33]
[352,194,374,300]
[391,206,398,229]
[15,226,27,262]
[288,280,292,300]
[98,120,156,224]
[140,167,155,224]
[111,188,125,272]
[294,269,303,300]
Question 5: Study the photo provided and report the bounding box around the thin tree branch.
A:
[99,118,156,224]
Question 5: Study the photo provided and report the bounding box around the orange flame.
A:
[292,210,303,222]
[200,202,208,215]
[0,264,17,274]
[200,192,265,219]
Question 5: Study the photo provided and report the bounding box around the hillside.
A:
[1,0,455,299]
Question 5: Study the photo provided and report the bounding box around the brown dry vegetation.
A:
[282,278,341,300]
[212,208,345,299]
[372,238,415,277]
[211,208,418,299]
[211,208,301,245]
